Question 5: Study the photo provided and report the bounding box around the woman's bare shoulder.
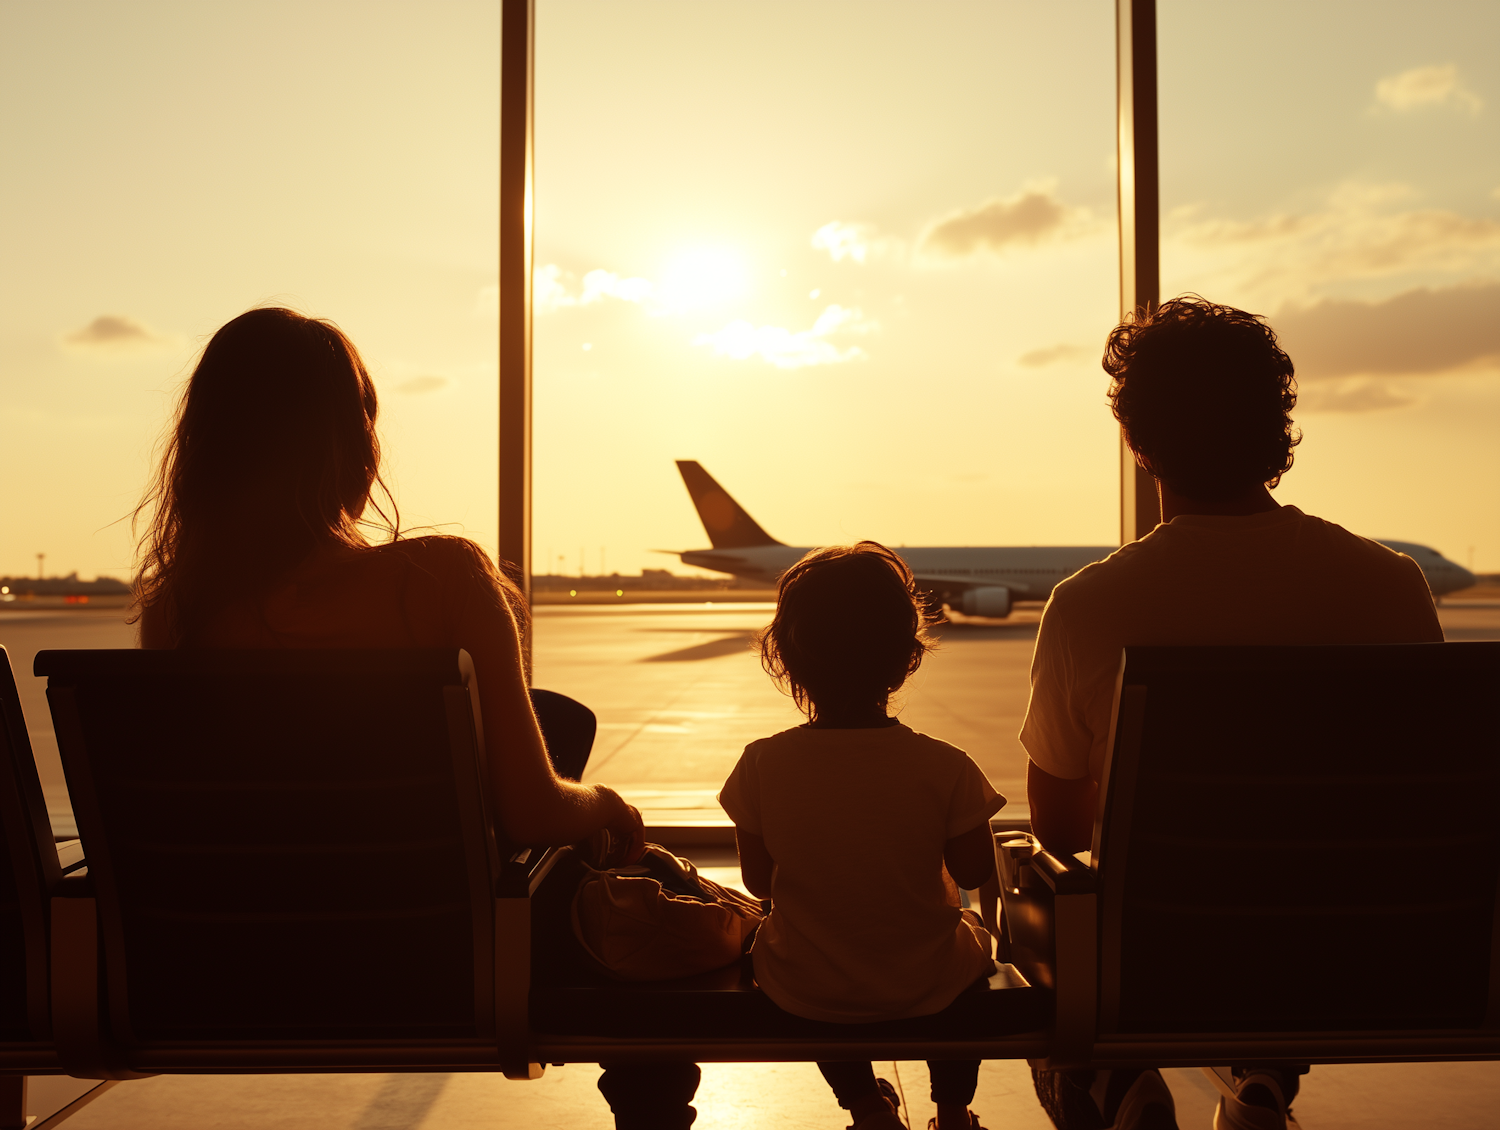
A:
[373,534,499,578]
[373,536,517,614]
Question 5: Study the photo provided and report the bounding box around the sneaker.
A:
[876,1077,901,1113]
[847,1078,904,1130]
[926,1113,988,1129]
[849,1099,904,1130]
[1213,1070,1301,1130]
[1104,1069,1178,1130]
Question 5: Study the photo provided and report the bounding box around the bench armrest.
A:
[56,838,86,875]
[497,843,571,899]
[996,838,1098,1068]
[1033,848,1097,896]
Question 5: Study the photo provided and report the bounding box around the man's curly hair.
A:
[1104,295,1301,501]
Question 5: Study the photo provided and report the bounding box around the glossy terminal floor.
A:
[3,599,1499,1128]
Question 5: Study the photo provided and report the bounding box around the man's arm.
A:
[1027,760,1097,856]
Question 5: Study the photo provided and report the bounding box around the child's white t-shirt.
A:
[718,723,1006,1023]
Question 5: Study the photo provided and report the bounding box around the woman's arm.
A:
[457,561,642,859]
[735,827,775,899]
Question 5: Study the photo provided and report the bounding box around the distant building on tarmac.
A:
[0,573,132,604]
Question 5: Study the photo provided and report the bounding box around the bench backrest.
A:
[36,648,498,1046]
[1095,642,1500,1037]
[0,646,63,1044]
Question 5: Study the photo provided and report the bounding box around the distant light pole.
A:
[37,553,44,580]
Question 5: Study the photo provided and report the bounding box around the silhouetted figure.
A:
[1022,297,1442,1130]
[721,542,1004,1130]
[133,307,692,1127]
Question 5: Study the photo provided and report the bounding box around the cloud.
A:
[919,186,1083,259]
[533,264,655,314]
[811,221,904,265]
[1019,343,1091,368]
[812,221,873,264]
[1166,182,1500,304]
[63,314,171,351]
[580,268,654,305]
[1297,380,1417,414]
[1273,281,1500,379]
[694,304,876,369]
[1375,64,1482,116]
[395,375,449,395]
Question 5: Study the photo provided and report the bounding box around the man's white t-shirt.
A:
[718,724,1005,1023]
[1020,505,1445,783]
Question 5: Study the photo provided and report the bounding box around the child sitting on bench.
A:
[719,542,1005,1130]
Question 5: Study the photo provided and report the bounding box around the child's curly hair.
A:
[759,541,935,721]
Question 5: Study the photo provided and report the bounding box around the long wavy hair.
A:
[133,308,400,643]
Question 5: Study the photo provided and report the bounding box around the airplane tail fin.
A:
[675,461,784,549]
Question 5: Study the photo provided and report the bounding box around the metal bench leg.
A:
[0,1077,24,1130]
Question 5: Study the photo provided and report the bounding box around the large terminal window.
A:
[8,2,1490,845]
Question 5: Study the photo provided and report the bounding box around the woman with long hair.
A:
[135,307,706,1127]
[135,306,644,858]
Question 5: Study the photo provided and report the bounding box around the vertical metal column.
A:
[1116,0,1161,542]
[500,0,535,666]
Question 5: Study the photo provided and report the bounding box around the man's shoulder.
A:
[1045,539,1151,610]
[1285,510,1428,579]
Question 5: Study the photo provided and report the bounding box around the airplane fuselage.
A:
[670,461,1477,615]
[680,538,1476,605]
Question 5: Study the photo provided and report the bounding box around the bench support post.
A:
[497,895,543,1080]
[0,1076,24,1130]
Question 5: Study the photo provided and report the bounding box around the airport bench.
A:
[1001,642,1500,1075]
[9,643,1498,1124]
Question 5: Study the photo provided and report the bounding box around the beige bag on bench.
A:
[570,845,764,981]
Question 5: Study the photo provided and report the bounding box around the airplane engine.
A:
[959,586,1011,618]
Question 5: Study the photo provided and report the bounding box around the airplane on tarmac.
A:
[668,461,1477,617]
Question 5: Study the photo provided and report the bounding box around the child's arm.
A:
[943,823,996,890]
[735,827,775,899]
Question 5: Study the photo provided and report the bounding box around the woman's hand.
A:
[594,785,646,868]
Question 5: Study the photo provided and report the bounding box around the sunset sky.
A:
[2,0,1496,583]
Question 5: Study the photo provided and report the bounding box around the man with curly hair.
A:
[1020,296,1443,1130]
